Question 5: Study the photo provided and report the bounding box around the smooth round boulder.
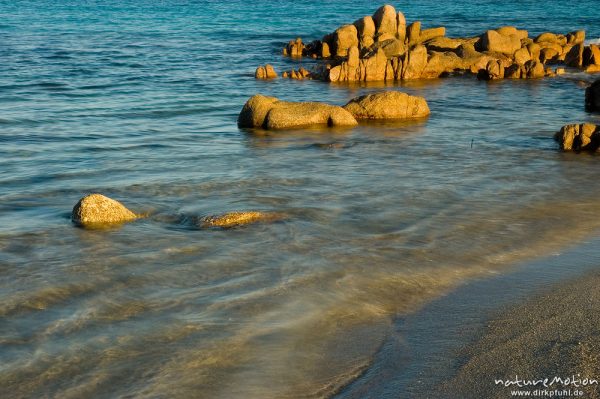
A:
[238,95,358,130]
[264,102,358,130]
[237,94,279,128]
[72,194,137,227]
[343,91,430,120]
[372,5,397,38]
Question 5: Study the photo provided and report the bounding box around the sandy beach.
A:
[435,272,600,398]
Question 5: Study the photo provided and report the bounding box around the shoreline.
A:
[436,271,600,399]
[335,234,600,398]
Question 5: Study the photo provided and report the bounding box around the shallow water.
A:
[1,1,600,398]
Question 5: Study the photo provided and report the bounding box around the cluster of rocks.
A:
[282,67,312,80]
[555,123,600,152]
[72,193,277,229]
[237,91,430,130]
[255,64,278,79]
[255,65,313,80]
[265,4,600,82]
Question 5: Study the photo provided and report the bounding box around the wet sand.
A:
[335,237,600,399]
[436,272,600,399]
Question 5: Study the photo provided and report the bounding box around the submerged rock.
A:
[72,194,137,227]
[237,94,357,130]
[586,79,600,112]
[554,123,600,151]
[343,91,430,120]
[201,211,283,228]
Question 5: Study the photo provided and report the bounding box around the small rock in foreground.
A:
[201,211,284,228]
[72,193,137,227]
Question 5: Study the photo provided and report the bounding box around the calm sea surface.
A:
[1,1,600,398]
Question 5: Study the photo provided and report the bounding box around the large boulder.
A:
[477,59,505,80]
[72,194,137,227]
[354,16,376,38]
[372,5,397,39]
[479,30,521,55]
[554,123,600,151]
[586,79,600,112]
[504,63,524,79]
[237,94,358,130]
[415,27,446,45]
[354,16,376,48]
[495,26,528,40]
[402,44,428,79]
[362,47,388,81]
[565,43,584,67]
[330,24,359,57]
[396,12,406,42]
[534,32,566,46]
[523,60,545,78]
[421,51,464,78]
[513,47,531,65]
[406,21,421,46]
[377,38,406,58]
[238,94,279,128]
[424,36,466,52]
[343,91,430,120]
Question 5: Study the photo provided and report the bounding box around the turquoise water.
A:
[1,1,600,398]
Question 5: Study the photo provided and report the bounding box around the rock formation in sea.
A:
[259,4,600,82]
[72,193,138,227]
[237,94,358,129]
[255,64,278,79]
[238,91,430,129]
[554,123,600,151]
[586,79,600,112]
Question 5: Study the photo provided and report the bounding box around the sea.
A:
[1,0,600,398]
